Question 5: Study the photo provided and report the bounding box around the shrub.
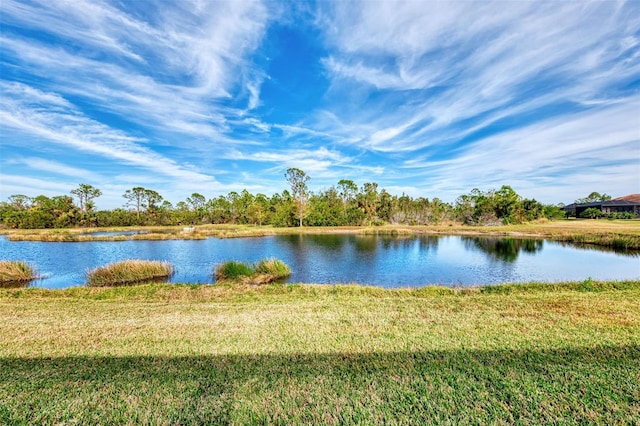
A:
[606,212,635,220]
[87,260,173,287]
[579,208,602,219]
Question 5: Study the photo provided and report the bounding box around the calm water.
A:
[1,234,638,289]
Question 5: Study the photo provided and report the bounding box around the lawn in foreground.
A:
[0,281,638,424]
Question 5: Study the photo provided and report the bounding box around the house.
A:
[564,194,640,218]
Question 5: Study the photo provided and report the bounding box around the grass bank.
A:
[3,220,640,249]
[1,280,638,424]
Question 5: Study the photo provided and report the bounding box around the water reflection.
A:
[277,234,439,254]
[0,280,32,289]
[556,241,640,257]
[462,237,544,262]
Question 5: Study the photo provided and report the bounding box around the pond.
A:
[0,234,638,289]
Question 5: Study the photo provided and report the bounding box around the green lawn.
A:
[1,281,639,424]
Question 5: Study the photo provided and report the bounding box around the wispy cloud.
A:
[1,0,270,142]
[10,157,102,182]
[1,82,218,184]
[399,97,640,202]
[316,0,640,153]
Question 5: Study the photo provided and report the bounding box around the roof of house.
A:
[613,194,640,203]
[564,195,640,209]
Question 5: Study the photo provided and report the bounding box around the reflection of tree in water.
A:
[278,234,441,255]
[354,236,377,253]
[377,236,440,252]
[463,237,543,262]
[277,234,348,252]
[419,236,440,251]
[556,242,640,258]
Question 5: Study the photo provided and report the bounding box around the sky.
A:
[1,0,639,210]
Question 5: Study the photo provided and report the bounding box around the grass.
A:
[0,280,638,424]
[0,261,36,287]
[215,258,291,284]
[3,220,640,248]
[86,260,174,287]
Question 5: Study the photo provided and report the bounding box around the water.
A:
[1,234,638,289]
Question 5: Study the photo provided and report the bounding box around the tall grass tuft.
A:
[215,258,291,285]
[0,261,36,287]
[254,258,291,279]
[87,260,173,287]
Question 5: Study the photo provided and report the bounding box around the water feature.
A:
[0,234,637,289]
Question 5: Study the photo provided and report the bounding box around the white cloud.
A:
[399,98,640,203]
[0,0,270,142]
[11,157,102,182]
[316,0,640,156]
[0,174,74,197]
[0,82,218,185]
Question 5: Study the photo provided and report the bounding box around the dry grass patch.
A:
[0,261,36,287]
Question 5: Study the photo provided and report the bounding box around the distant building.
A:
[564,194,640,218]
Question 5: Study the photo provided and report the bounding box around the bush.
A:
[579,208,602,219]
[606,212,635,220]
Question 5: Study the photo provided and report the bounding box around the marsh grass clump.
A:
[215,258,291,285]
[254,259,291,279]
[87,260,173,287]
[215,261,255,281]
[0,261,36,287]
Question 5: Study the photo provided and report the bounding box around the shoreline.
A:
[2,220,640,249]
[2,279,639,297]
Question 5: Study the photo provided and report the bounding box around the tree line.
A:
[1,168,568,229]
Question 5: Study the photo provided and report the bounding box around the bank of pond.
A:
[1,233,638,289]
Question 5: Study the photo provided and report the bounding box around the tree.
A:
[186,193,206,211]
[7,194,32,210]
[123,188,163,224]
[123,187,146,221]
[494,185,522,224]
[359,182,379,225]
[71,183,102,213]
[143,189,163,215]
[285,168,310,227]
[248,193,269,226]
[575,192,612,204]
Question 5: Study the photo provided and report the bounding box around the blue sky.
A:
[1,0,639,209]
